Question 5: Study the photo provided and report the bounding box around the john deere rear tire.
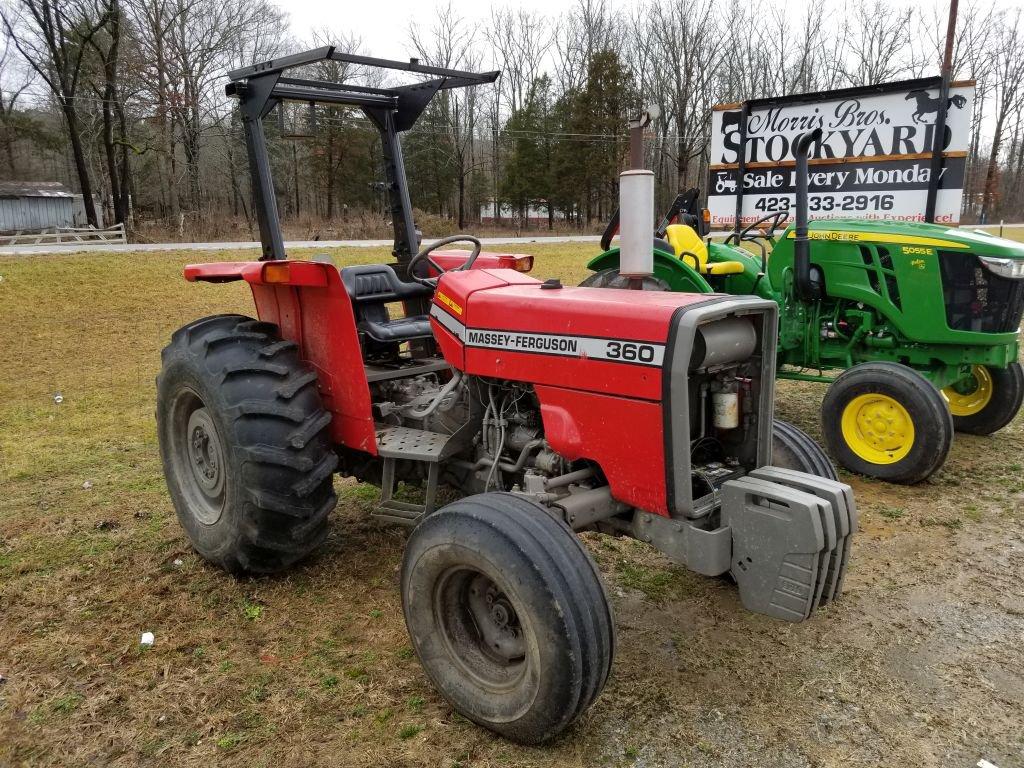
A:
[772,420,839,480]
[579,268,670,291]
[157,314,337,574]
[821,362,953,485]
[401,493,614,744]
[943,362,1024,435]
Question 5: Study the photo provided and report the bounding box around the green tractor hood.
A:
[788,219,1024,261]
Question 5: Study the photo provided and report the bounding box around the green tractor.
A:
[583,130,1024,483]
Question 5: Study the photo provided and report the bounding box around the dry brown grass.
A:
[1,244,1022,768]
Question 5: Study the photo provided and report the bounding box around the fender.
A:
[705,242,777,300]
[185,260,378,454]
[586,247,714,293]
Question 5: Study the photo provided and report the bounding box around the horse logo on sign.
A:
[905,89,968,124]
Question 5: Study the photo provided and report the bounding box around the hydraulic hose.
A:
[407,371,463,419]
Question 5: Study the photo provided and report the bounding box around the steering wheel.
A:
[725,210,790,247]
[408,235,482,287]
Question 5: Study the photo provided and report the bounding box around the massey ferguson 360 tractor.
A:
[585,128,1024,484]
[157,49,856,743]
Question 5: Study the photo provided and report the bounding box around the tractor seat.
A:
[340,264,435,344]
[665,224,745,276]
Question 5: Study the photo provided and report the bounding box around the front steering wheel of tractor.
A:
[726,210,791,247]
[409,235,483,287]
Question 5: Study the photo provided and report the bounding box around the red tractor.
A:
[157,49,856,744]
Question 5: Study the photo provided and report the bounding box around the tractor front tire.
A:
[944,362,1024,435]
[157,314,337,574]
[821,362,953,485]
[772,420,839,480]
[401,493,614,744]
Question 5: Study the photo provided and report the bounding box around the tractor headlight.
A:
[978,255,1024,280]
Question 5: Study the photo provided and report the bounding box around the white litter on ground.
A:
[977,759,1001,768]
[140,632,155,647]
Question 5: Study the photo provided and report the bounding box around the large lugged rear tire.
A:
[821,362,953,485]
[401,493,614,744]
[772,419,839,481]
[157,314,338,574]
[944,362,1024,435]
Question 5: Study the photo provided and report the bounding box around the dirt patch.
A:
[0,247,1022,767]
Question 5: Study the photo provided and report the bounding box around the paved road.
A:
[2,224,1020,256]
[0,234,606,256]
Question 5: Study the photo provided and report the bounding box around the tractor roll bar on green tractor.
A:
[225,46,498,271]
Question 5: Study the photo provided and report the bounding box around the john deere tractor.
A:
[583,130,1024,483]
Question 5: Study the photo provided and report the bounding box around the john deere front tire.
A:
[821,362,953,485]
[943,363,1024,435]
[772,420,839,480]
[157,314,337,574]
[401,493,614,744]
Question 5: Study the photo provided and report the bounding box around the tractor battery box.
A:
[693,461,745,495]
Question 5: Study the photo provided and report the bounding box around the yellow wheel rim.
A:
[840,394,915,465]
[942,365,993,417]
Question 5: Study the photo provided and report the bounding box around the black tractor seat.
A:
[340,264,435,344]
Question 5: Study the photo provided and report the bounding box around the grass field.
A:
[1,244,1023,768]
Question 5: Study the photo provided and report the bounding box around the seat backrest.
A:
[665,224,709,271]
[340,264,434,304]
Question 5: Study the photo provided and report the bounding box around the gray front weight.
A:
[720,477,829,622]
[749,466,857,605]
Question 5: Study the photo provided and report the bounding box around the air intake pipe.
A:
[793,128,823,301]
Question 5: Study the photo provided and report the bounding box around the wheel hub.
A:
[943,365,994,417]
[181,406,226,524]
[434,568,529,692]
[841,394,915,465]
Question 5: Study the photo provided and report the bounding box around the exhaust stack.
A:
[619,169,656,279]
[619,107,659,281]
[793,128,823,301]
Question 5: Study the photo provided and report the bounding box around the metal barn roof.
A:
[0,181,76,199]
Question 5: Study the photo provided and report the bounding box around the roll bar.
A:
[226,46,499,266]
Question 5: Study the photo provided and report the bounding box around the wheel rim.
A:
[943,365,993,417]
[433,567,528,693]
[169,391,227,525]
[840,393,915,465]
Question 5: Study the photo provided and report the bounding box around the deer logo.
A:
[905,89,968,124]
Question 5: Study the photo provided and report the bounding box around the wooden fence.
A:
[0,223,127,247]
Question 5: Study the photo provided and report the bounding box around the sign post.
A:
[707,78,975,229]
[924,0,960,222]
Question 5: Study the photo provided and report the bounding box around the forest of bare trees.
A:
[1,0,1023,241]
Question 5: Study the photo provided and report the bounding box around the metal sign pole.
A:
[732,102,750,237]
[925,0,959,223]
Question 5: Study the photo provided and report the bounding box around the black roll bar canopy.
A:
[226,46,499,265]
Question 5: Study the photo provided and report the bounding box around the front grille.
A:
[940,252,1024,333]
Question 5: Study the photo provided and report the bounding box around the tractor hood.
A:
[784,219,1024,260]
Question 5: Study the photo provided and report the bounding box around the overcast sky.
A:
[276,0,585,57]
[275,0,1024,61]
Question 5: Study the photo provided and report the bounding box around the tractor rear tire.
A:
[821,362,953,485]
[401,492,614,744]
[157,314,338,574]
[944,362,1024,435]
[772,420,839,480]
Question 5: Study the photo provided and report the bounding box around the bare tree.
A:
[844,0,915,86]
[0,22,35,175]
[2,0,113,226]
[487,7,553,115]
[980,10,1024,221]
[410,3,490,229]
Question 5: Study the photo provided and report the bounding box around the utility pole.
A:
[925,0,959,223]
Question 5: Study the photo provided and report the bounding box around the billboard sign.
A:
[707,78,975,227]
